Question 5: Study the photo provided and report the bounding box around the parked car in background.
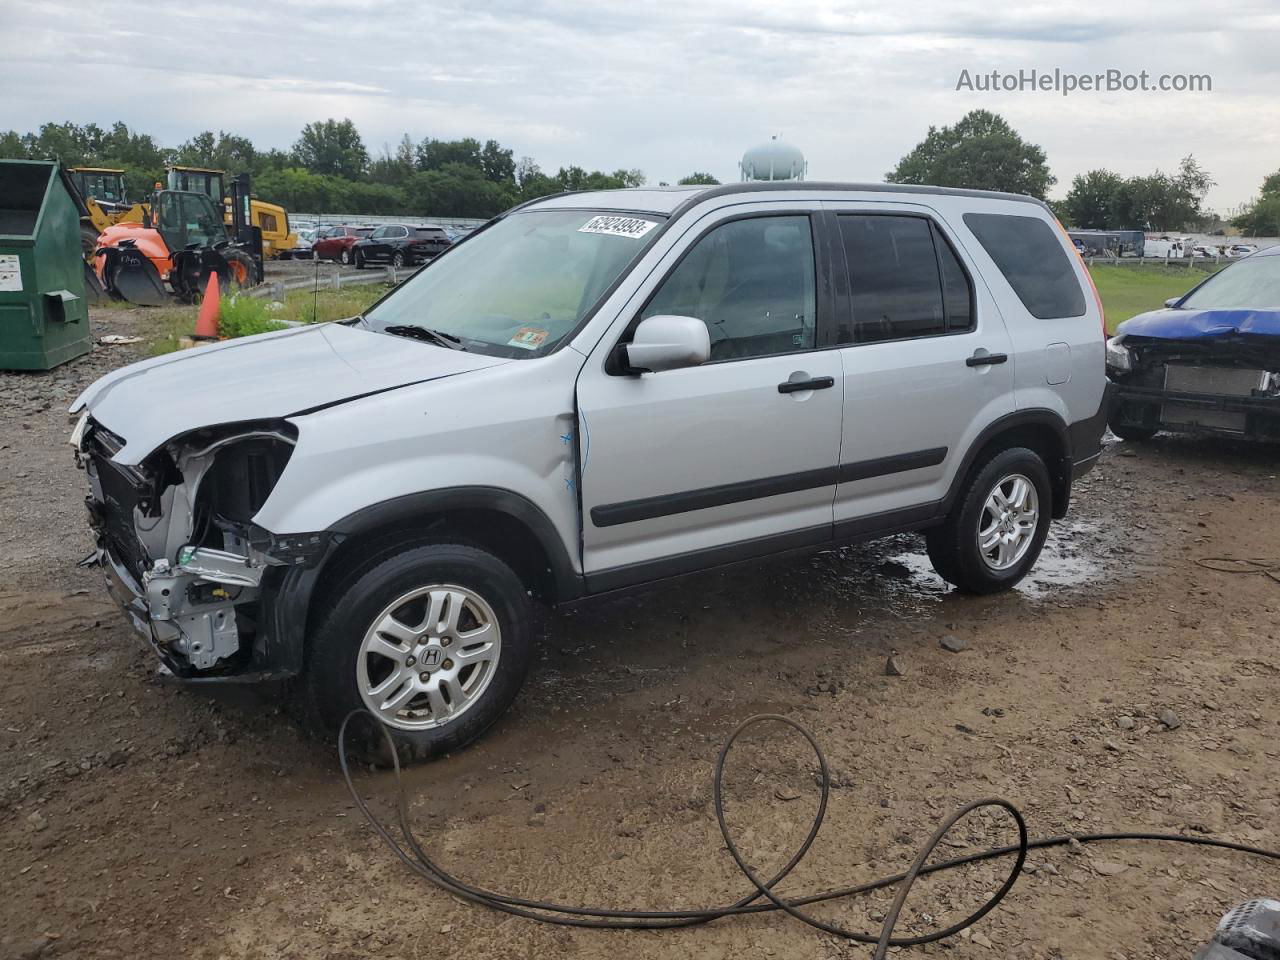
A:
[353,224,451,268]
[1228,243,1259,259]
[288,227,317,260]
[1108,245,1280,441]
[70,181,1108,759]
[1191,245,1217,259]
[313,225,374,264]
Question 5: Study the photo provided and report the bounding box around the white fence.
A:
[291,212,488,231]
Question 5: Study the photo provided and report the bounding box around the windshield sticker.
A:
[578,215,657,240]
[508,326,550,351]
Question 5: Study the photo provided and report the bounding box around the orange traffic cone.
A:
[193,272,220,340]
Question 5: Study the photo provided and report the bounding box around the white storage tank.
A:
[740,137,806,182]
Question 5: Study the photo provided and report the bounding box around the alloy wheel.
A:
[356,585,502,730]
[977,473,1039,571]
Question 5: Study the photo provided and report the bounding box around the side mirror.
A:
[623,315,710,373]
[1164,297,1181,309]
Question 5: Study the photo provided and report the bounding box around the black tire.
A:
[222,248,256,291]
[303,543,533,762]
[354,250,365,270]
[391,251,406,268]
[80,224,100,262]
[340,248,351,265]
[1109,421,1157,442]
[926,446,1052,595]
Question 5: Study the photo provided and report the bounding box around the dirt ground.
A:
[2,308,1278,960]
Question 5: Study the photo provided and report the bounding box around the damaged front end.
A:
[1108,333,1280,440]
[74,417,327,680]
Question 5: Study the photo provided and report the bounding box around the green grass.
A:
[143,283,391,355]
[1089,263,1221,334]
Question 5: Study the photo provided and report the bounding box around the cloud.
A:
[0,0,1275,207]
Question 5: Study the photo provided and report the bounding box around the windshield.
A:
[364,209,662,357]
[1181,255,1280,310]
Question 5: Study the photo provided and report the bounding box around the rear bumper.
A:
[1067,381,1115,481]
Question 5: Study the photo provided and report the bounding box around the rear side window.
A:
[836,215,974,344]
[963,213,1086,319]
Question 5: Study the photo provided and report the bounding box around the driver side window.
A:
[369,226,388,239]
[642,215,816,361]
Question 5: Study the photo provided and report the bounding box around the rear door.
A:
[823,201,1016,534]
[576,205,844,587]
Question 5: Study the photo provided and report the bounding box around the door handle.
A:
[777,376,835,394]
[966,352,1008,367]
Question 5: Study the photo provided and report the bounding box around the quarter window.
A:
[642,215,816,361]
[963,212,1086,319]
[836,214,974,344]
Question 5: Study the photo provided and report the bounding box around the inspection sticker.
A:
[578,215,657,239]
[507,326,550,351]
[0,255,21,292]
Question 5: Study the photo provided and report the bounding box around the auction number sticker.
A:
[0,255,21,292]
[578,215,657,239]
[508,326,550,351]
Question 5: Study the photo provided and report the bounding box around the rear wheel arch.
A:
[946,411,1072,519]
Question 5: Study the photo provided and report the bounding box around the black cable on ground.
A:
[338,711,1280,959]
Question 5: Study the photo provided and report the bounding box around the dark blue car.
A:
[1106,244,1280,441]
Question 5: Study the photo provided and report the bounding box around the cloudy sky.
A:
[2,0,1277,210]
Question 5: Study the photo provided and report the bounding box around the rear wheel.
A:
[926,446,1052,594]
[303,543,533,762]
[340,248,351,266]
[311,248,320,261]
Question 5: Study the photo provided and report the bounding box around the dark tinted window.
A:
[964,213,1086,318]
[644,215,816,361]
[837,215,972,343]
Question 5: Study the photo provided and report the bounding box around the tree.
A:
[293,118,368,179]
[174,130,257,174]
[887,110,1055,199]
[1232,168,1280,236]
[415,137,482,172]
[1062,170,1124,228]
[677,172,720,185]
[480,139,515,183]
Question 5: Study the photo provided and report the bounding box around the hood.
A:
[72,323,509,464]
[1117,307,1280,341]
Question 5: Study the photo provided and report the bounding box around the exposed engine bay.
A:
[1108,334,1280,439]
[75,416,299,675]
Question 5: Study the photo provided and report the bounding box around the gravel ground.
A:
[1,308,1278,960]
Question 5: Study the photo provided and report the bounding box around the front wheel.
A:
[391,251,406,268]
[303,543,533,762]
[354,250,365,270]
[1109,422,1157,442]
[926,446,1052,594]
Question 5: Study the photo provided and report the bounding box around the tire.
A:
[340,248,351,265]
[80,224,100,262]
[303,543,533,762]
[311,249,320,262]
[1109,422,1157,442]
[926,446,1052,595]
[354,250,365,270]
[222,248,256,290]
[391,251,406,268]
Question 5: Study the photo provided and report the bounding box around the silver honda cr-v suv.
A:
[71,182,1110,758]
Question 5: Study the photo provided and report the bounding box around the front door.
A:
[576,208,844,590]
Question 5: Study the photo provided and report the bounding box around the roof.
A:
[520,181,1048,217]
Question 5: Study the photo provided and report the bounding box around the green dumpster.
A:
[0,159,92,370]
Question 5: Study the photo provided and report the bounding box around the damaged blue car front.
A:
[1107,245,1280,441]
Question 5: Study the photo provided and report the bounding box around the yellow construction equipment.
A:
[67,167,148,257]
[166,166,298,260]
